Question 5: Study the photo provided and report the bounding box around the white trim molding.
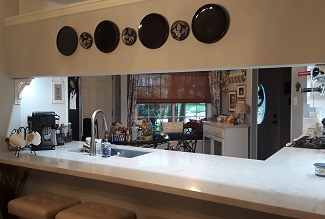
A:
[15,78,33,105]
[5,0,151,26]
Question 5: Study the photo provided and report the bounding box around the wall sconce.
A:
[15,78,33,105]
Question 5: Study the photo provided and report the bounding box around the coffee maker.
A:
[27,111,60,150]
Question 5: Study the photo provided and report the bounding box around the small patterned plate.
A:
[79,32,93,49]
[122,27,137,46]
[171,20,190,41]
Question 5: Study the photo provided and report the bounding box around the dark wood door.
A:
[257,68,291,160]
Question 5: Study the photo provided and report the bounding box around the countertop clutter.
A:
[0,142,324,219]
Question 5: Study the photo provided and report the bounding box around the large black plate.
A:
[192,4,229,44]
[94,20,120,53]
[138,13,169,49]
[56,26,78,56]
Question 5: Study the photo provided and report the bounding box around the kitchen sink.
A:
[110,147,150,158]
[69,145,151,158]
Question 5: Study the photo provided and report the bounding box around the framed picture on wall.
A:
[228,91,236,112]
[52,79,64,104]
[237,84,246,99]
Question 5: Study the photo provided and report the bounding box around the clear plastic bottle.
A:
[101,135,111,157]
[132,125,138,141]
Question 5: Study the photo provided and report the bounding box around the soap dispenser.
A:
[101,135,111,157]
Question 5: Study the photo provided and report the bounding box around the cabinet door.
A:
[223,128,248,158]
[203,134,223,156]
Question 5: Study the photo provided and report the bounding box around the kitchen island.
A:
[0,142,324,219]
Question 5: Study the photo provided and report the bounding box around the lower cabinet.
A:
[203,122,249,158]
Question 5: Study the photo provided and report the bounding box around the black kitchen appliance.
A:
[27,111,60,150]
[288,136,325,149]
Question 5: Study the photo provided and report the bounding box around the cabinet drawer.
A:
[203,124,224,138]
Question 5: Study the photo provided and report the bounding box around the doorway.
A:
[80,76,113,139]
[257,68,291,160]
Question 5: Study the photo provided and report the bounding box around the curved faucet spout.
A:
[90,109,108,156]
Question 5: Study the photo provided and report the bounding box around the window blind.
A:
[137,72,211,103]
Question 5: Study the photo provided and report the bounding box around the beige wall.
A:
[5,0,325,78]
[0,0,19,150]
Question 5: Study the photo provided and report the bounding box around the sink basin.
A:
[111,148,150,158]
[69,145,151,158]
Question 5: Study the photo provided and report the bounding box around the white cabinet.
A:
[203,122,249,158]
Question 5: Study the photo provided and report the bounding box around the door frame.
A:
[250,68,293,160]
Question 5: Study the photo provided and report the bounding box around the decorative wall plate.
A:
[192,4,229,44]
[122,27,137,46]
[56,26,78,56]
[94,20,120,53]
[171,20,190,41]
[138,13,169,49]
[79,32,93,49]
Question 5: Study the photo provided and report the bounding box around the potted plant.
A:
[0,166,29,219]
[142,131,153,141]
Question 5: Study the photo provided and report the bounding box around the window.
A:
[137,103,207,130]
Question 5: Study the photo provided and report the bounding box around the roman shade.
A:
[137,72,211,103]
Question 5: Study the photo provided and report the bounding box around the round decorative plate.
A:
[79,32,93,49]
[56,26,78,56]
[94,20,120,53]
[138,13,169,49]
[171,20,190,41]
[192,4,230,44]
[122,27,137,46]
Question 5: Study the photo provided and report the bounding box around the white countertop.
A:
[203,121,250,128]
[0,142,324,219]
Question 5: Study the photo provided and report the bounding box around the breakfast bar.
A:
[0,142,324,219]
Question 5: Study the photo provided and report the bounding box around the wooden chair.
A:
[175,122,201,153]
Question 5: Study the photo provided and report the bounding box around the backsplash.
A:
[302,67,325,135]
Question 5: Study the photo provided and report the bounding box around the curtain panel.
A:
[127,74,139,127]
[208,71,222,116]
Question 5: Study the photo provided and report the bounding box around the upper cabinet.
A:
[5,0,325,78]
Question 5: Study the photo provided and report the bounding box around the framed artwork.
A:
[228,91,236,112]
[237,84,246,99]
[52,79,64,104]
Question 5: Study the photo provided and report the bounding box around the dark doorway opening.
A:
[257,67,291,160]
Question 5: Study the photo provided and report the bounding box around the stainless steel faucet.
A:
[90,109,108,156]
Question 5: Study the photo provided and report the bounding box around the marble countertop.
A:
[0,142,324,219]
